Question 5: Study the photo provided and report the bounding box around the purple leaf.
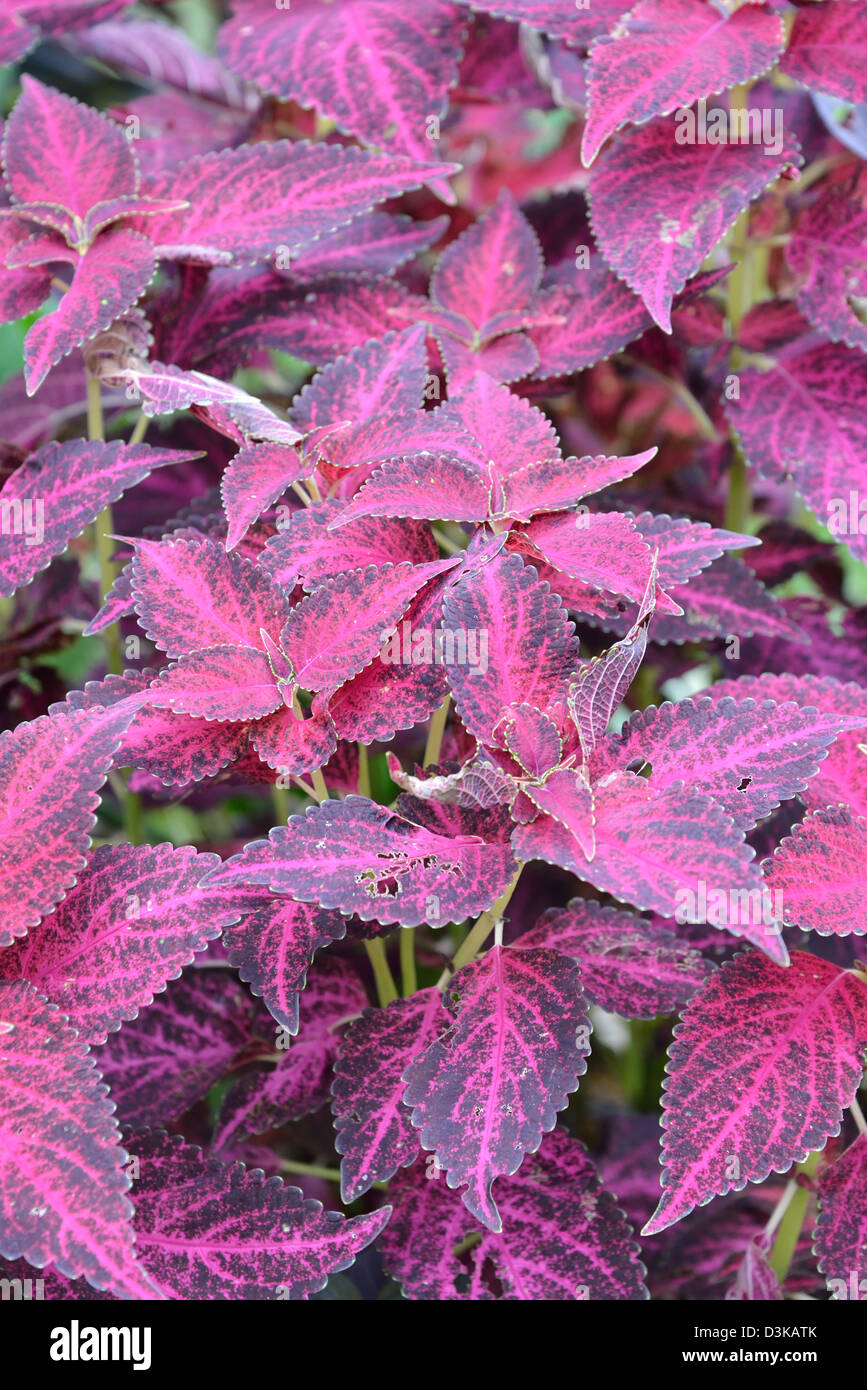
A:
[779,0,867,105]
[525,768,597,861]
[218,0,466,178]
[762,806,867,939]
[456,0,628,44]
[814,1135,867,1300]
[0,844,239,1044]
[517,898,714,1019]
[260,500,437,588]
[591,694,866,830]
[403,945,591,1231]
[431,188,543,336]
[497,703,563,778]
[588,116,800,332]
[0,980,158,1299]
[130,532,288,658]
[643,952,867,1236]
[135,140,458,263]
[581,0,785,165]
[336,454,493,524]
[786,173,867,354]
[0,439,198,597]
[382,1130,648,1299]
[288,211,449,279]
[149,645,282,721]
[24,229,156,394]
[112,360,301,442]
[249,697,338,777]
[442,550,579,746]
[631,511,759,587]
[128,1129,390,1299]
[726,1235,782,1301]
[332,988,446,1200]
[515,510,677,611]
[222,897,348,1034]
[95,969,257,1128]
[0,704,137,948]
[202,795,518,928]
[221,442,311,551]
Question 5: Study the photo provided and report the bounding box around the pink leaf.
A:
[221,442,311,551]
[0,980,158,1299]
[112,360,301,443]
[0,439,198,597]
[514,510,677,610]
[763,806,867,939]
[0,844,238,1044]
[128,1129,390,1299]
[202,795,518,928]
[581,0,785,165]
[149,645,281,721]
[221,896,348,1034]
[525,768,597,861]
[218,0,466,178]
[431,188,543,335]
[332,989,446,1201]
[786,172,867,354]
[779,0,867,105]
[456,0,628,44]
[814,1134,867,1301]
[403,945,591,1231]
[249,697,338,776]
[0,704,137,947]
[260,500,437,588]
[588,116,800,332]
[642,952,867,1235]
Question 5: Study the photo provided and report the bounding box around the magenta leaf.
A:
[814,1135,867,1301]
[431,188,543,336]
[590,694,866,830]
[0,219,51,323]
[218,0,465,178]
[221,442,311,551]
[497,703,563,779]
[518,898,714,1019]
[581,0,785,165]
[149,645,282,721]
[249,697,338,777]
[95,969,258,1128]
[214,957,368,1147]
[643,952,867,1236]
[136,140,458,264]
[128,1129,390,1300]
[24,229,156,394]
[588,116,800,331]
[567,620,649,761]
[288,210,449,279]
[0,844,240,1044]
[202,796,518,928]
[111,360,301,443]
[456,0,628,44]
[726,1235,782,1301]
[632,511,759,587]
[724,336,867,564]
[280,558,457,692]
[403,945,590,1231]
[514,510,675,610]
[0,704,137,947]
[129,532,287,659]
[442,549,579,746]
[0,439,198,597]
[336,453,493,524]
[762,806,867,939]
[0,980,158,1299]
[221,897,348,1034]
[786,173,867,354]
[3,76,136,223]
[383,1130,648,1299]
[261,500,437,588]
[332,988,446,1201]
[779,0,867,105]
[525,768,597,861]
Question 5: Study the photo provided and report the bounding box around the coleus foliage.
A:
[1,0,867,1307]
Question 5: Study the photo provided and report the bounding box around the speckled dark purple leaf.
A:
[0,704,137,947]
[517,898,714,1019]
[382,1131,648,1299]
[291,325,429,450]
[222,896,348,1035]
[0,981,158,1299]
[643,952,867,1235]
[403,945,590,1230]
[332,989,446,1201]
[149,645,281,721]
[786,174,867,354]
[260,499,437,588]
[431,188,542,336]
[221,442,310,551]
[202,795,518,927]
[128,1129,390,1300]
[763,806,867,938]
[814,1134,867,1299]
[779,0,867,105]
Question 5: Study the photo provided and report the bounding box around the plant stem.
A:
[272,783,291,824]
[432,527,464,555]
[439,866,523,986]
[424,694,450,768]
[279,1160,341,1183]
[310,765,329,802]
[128,411,149,446]
[364,937,399,1007]
[400,927,417,997]
[357,742,371,798]
[768,1150,821,1284]
[87,374,122,675]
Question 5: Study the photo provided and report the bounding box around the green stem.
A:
[768,1150,821,1284]
[87,375,122,676]
[441,866,523,985]
[364,937,399,1007]
[279,1160,341,1183]
[424,694,450,768]
[128,411,149,446]
[310,765,329,802]
[400,927,417,997]
[357,742,371,798]
[272,783,291,824]
[124,791,142,846]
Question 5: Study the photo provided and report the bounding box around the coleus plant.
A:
[0,0,866,1306]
